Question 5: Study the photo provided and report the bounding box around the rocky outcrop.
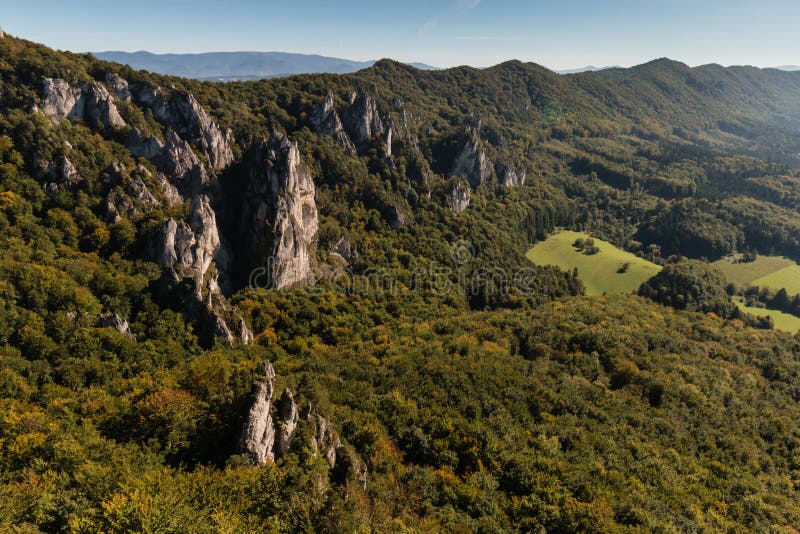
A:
[311,414,342,468]
[447,179,471,213]
[0,28,5,39]
[311,90,356,154]
[83,82,126,128]
[41,79,83,124]
[105,72,131,102]
[450,130,494,188]
[241,131,318,290]
[99,313,135,339]
[331,236,356,264]
[159,130,209,195]
[240,364,302,465]
[40,156,83,194]
[240,362,277,465]
[343,92,384,145]
[126,128,165,160]
[498,165,526,188]
[155,194,229,291]
[276,389,299,457]
[133,86,233,169]
[41,78,125,128]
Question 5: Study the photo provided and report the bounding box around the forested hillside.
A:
[3,30,800,532]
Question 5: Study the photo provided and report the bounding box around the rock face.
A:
[450,130,494,188]
[343,92,384,145]
[126,128,165,160]
[447,179,471,213]
[41,78,125,128]
[159,130,209,195]
[41,156,83,194]
[105,72,131,102]
[241,131,318,289]
[83,82,126,128]
[133,86,233,169]
[156,195,229,292]
[311,90,356,154]
[276,389,299,457]
[100,313,135,339]
[498,166,527,188]
[240,364,302,465]
[240,362,277,465]
[41,79,83,124]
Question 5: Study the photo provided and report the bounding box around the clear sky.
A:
[3,0,800,70]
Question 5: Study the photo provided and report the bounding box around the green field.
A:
[526,230,662,296]
[714,255,800,295]
[734,298,800,333]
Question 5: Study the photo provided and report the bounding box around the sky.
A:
[3,0,800,70]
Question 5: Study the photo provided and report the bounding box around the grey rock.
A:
[242,131,318,289]
[276,388,299,457]
[447,179,471,213]
[498,165,526,188]
[126,128,165,160]
[450,129,494,188]
[41,78,83,124]
[155,195,228,290]
[41,78,125,129]
[331,236,355,264]
[0,28,4,39]
[240,362,277,465]
[83,82,126,128]
[105,72,131,102]
[42,157,83,194]
[134,86,233,169]
[343,92,384,145]
[159,129,209,196]
[386,205,406,229]
[240,319,254,345]
[156,173,183,207]
[311,90,356,154]
[313,415,342,468]
[100,313,135,339]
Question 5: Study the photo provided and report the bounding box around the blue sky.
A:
[3,0,800,69]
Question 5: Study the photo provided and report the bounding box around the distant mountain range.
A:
[557,65,622,74]
[92,51,437,80]
[777,65,800,71]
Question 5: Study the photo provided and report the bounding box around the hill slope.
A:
[3,30,800,531]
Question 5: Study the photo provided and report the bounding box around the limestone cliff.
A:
[241,131,318,290]
[450,129,494,188]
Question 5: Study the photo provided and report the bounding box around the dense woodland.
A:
[3,32,800,532]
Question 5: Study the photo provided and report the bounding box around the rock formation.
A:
[132,86,233,169]
[240,362,277,465]
[159,129,210,196]
[498,165,527,188]
[40,156,83,194]
[241,131,318,289]
[240,364,302,464]
[126,128,165,160]
[343,92,384,146]
[447,179,471,213]
[311,90,356,154]
[99,313,135,339]
[156,194,229,293]
[41,78,125,129]
[276,389,299,457]
[450,130,494,188]
[105,72,131,102]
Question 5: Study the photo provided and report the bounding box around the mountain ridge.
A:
[93,49,438,80]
